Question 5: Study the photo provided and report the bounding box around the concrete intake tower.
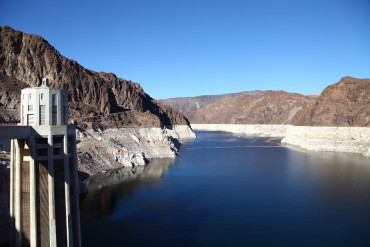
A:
[8,78,81,246]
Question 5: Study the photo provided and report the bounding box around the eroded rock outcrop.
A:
[77,125,195,176]
[293,77,370,127]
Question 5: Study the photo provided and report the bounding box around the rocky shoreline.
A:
[77,125,196,176]
[191,124,289,137]
[191,124,370,157]
[281,126,370,157]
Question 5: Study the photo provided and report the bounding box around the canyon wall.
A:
[0,26,190,128]
[0,26,196,175]
[185,77,370,128]
[293,77,370,127]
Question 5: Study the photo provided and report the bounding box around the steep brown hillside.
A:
[293,77,370,127]
[186,91,315,124]
[159,90,261,113]
[0,26,189,127]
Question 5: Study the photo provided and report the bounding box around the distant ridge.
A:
[185,90,315,125]
[185,77,370,127]
[159,90,261,113]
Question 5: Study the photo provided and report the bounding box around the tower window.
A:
[28,105,33,111]
[39,105,45,125]
[52,94,57,106]
[61,106,66,125]
[40,93,44,100]
[52,106,57,125]
[27,114,34,125]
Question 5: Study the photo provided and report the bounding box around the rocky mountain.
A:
[159,90,261,113]
[185,90,315,124]
[293,77,370,127]
[186,77,370,127]
[0,26,189,128]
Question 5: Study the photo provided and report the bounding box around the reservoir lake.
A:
[80,131,370,247]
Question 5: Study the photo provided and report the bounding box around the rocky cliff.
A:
[159,90,261,113]
[0,26,196,177]
[293,77,370,127]
[0,26,189,128]
[186,90,315,124]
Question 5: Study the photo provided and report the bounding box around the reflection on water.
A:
[80,158,174,218]
[285,148,370,212]
[84,158,174,192]
[80,131,370,247]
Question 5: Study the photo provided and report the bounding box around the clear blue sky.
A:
[1,0,370,99]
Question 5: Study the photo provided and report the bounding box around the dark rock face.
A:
[186,91,315,124]
[0,26,189,127]
[0,75,26,122]
[293,77,370,127]
[159,90,261,114]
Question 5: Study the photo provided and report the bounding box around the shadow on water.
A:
[80,158,177,218]
[80,157,212,247]
[108,185,212,247]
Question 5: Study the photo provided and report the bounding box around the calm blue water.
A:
[80,131,370,247]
